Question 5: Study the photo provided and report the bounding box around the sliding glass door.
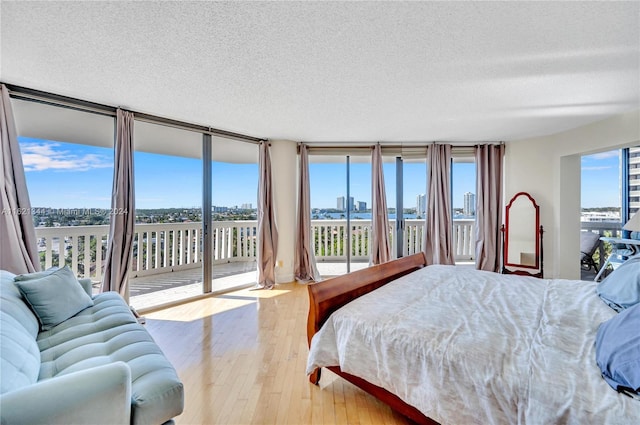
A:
[210,144,259,293]
[309,159,349,276]
[451,159,476,263]
[132,122,204,309]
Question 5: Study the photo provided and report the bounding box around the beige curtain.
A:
[101,109,135,302]
[294,144,321,282]
[424,143,454,265]
[257,141,278,289]
[475,144,505,272]
[0,84,40,274]
[370,143,392,265]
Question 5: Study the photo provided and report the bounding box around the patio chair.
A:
[580,231,601,273]
[594,239,636,282]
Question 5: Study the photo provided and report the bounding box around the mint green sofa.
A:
[0,269,184,425]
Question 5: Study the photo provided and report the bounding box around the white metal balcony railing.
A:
[33,219,477,282]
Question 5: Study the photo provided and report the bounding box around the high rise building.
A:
[357,201,367,211]
[337,196,357,211]
[463,192,475,216]
[416,194,426,215]
[627,147,640,217]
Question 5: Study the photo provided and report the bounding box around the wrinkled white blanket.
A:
[306,265,640,424]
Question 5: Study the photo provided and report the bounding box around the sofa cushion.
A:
[0,312,42,395]
[0,270,39,338]
[0,271,41,395]
[37,292,184,425]
[14,266,94,331]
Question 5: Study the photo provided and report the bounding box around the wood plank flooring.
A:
[144,282,413,425]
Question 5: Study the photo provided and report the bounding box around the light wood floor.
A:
[144,282,413,425]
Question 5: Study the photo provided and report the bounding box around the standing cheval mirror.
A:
[501,192,544,278]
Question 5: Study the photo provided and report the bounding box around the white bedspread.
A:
[306,265,640,424]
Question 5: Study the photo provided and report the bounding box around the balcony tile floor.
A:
[129,261,377,312]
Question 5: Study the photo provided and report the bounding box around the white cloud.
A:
[21,142,112,172]
[582,166,613,171]
[588,151,619,160]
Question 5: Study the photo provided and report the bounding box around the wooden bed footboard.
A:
[306,252,428,348]
[306,252,437,425]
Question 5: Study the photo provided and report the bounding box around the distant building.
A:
[416,194,426,215]
[241,203,252,209]
[628,147,640,217]
[580,211,620,222]
[357,201,367,211]
[337,196,355,211]
[463,192,475,216]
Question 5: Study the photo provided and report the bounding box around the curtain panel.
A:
[475,144,505,272]
[294,144,321,282]
[370,144,392,265]
[424,143,455,265]
[257,141,279,289]
[0,84,40,274]
[101,109,135,302]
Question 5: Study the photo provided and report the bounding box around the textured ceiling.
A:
[1,1,639,143]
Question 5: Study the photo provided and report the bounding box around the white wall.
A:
[269,140,297,283]
[504,109,640,278]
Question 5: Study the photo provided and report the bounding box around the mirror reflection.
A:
[505,193,538,268]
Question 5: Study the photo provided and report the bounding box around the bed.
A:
[306,252,640,424]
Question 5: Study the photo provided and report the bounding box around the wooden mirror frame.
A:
[501,192,544,278]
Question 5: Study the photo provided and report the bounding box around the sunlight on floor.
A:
[143,286,292,322]
[145,297,257,322]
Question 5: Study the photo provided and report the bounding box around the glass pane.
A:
[581,150,621,224]
[403,160,427,257]
[309,160,348,277]
[20,137,113,286]
[452,161,476,263]
[211,160,258,292]
[349,160,371,272]
[131,147,203,310]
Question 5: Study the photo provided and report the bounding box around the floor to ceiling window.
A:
[14,99,114,289]
[382,156,428,258]
[131,122,203,310]
[451,159,476,263]
[309,157,350,276]
[348,158,372,272]
[10,91,264,309]
[210,137,259,293]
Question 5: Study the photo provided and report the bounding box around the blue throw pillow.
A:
[596,302,640,395]
[596,255,640,312]
[14,266,94,331]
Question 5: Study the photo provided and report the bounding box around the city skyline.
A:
[19,137,622,211]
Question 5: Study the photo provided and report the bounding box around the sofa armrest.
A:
[77,277,94,297]
[0,362,131,425]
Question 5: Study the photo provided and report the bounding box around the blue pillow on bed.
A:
[596,256,640,312]
[595,302,640,395]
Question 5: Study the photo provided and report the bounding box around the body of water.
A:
[313,212,474,220]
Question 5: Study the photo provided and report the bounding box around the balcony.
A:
[34,218,476,310]
[580,221,625,280]
[35,219,623,308]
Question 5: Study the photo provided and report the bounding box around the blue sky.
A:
[19,137,621,210]
[580,150,621,208]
